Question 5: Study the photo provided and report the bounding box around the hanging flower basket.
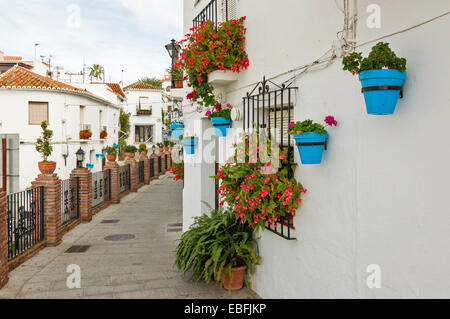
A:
[289,116,337,165]
[294,133,328,164]
[359,69,406,115]
[182,137,198,155]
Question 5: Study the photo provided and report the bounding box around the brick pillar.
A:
[141,154,150,185]
[70,168,92,223]
[160,153,166,175]
[0,191,9,288]
[150,153,159,180]
[31,174,62,247]
[125,156,138,192]
[104,161,120,204]
[167,151,173,171]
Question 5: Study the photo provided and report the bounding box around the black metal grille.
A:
[165,155,168,170]
[7,187,44,260]
[61,178,80,227]
[138,161,145,184]
[158,156,162,173]
[193,0,220,30]
[242,76,298,240]
[150,158,155,178]
[119,165,131,193]
[92,170,111,208]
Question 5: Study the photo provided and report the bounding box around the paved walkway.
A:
[0,174,258,299]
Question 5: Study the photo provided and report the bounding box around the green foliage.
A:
[105,146,117,155]
[175,207,260,290]
[342,42,407,75]
[89,64,104,80]
[139,77,162,88]
[169,141,175,147]
[139,144,147,152]
[156,142,164,149]
[207,103,232,120]
[35,121,53,162]
[118,137,127,155]
[123,145,137,153]
[163,140,170,147]
[119,109,130,136]
[288,119,327,135]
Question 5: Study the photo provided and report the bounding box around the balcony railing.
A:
[193,0,231,30]
[136,108,152,116]
[172,79,184,89]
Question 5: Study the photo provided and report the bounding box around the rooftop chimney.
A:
[0,51,4,61]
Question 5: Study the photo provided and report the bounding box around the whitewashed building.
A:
[0,65,120,192]
[181,0,450,298]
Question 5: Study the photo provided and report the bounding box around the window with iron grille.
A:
[242,76,298,240]
[135,125,153,143]
[192,0,236,30]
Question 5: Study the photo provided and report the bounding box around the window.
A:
[138,97,151,110]
[28,102,48,125]
[135,125,153,143]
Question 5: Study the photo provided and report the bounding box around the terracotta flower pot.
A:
[164,147,169,151]
[118,155,125,161]
[140,151,147,156]
[214,266,247,291]
[106,154,116,162]
[126,152,135,159]
[169,147,174,151]
[158,148,164,153]
[38,161,56,175]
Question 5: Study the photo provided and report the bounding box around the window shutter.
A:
[29,102,48,125]
[268,105,295,146]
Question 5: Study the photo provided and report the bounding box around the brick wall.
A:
[0,191,8,288]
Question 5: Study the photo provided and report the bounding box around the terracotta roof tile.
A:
[124,81,160,91]
[105,83,126,98]
[4,56,22,61]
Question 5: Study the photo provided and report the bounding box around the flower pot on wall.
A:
[294,132,328,164]
[171,123,184,139]
[106,154,116,162]
[126,152,135,159]
[38,161,56,175]
[182,138,198,155]
[211,117,231,137]
[118,154,125,161]
[359,69,406,115]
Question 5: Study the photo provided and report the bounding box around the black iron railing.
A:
[150,158,155,178]
[193,0,230,30]
[158,156,162,174]
[61,178,80,227]
[165,155,168,171]
[92,170,111,208]
[242,76,298,240]
[7,187,44,260]
[138,161,145,184]
[119,165,131,193]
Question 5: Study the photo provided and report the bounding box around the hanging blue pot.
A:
[172,129,184,139]
[211,117,231,137]
[170,123,184,130]
[182,138,198,155]
[294,132,328,164]
[359,69,406,115]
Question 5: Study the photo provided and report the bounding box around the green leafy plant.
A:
[123,145,138,153]
[206,103,232,120]
[163,140,170,147]
[139,144,147,152]
[35,121,53,162]
[169,141,175,147]
[171,161,184,181]
[175,207,260,290]
[139,77,162,88]
[342,42,407,75]
[156,142,164,149]
[118,137,127,155]
[176,17,249,108]
[288,116,338,135]
[105,146,117,155]
[214,133,306,230]
[119,109,131,137]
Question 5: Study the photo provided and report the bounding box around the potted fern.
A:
[175,207,260,291]
[36,121,56,174]
[343,42,407,115]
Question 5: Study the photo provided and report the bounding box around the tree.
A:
[119,109,130,138]
[89,64,104,80]
[140,77,162,88]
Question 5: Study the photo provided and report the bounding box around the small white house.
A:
[181,0,450,298]
[123,81,168,148]
[0,65,120,192]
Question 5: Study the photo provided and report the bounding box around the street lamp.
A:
[165,39,181,88]
[76,148,85,168]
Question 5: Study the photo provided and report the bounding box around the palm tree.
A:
[89,64,104,80]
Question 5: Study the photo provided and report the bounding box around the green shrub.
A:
[105,146,117,155]
[35,121,53,162]
[123,145,138,153]
[139,144,147,152]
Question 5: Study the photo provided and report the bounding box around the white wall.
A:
[0,89,119,191]
[182,0,450,298]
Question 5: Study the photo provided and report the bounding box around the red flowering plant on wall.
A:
[213,133,306,230]
[174,17,249,108]
[171,161,184,181]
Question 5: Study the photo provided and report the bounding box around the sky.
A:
[0,0,183,85]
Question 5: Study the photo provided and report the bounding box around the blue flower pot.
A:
[294,132,328,164]
[182,138,198,155]
[172,129,184,139]
[359,69,406,115]
[211,117,231,137]
[170,123,184,130]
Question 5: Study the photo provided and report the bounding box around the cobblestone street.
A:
[0,174,258,299]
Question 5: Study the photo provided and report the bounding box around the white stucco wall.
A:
[0,89,119,191]
[182,0,450,298]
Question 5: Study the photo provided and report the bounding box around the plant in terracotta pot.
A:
[175,206,260,291]
[118,137,127,160]
[79,129,93,140]
[163,140,170,151]
[139,144,148,155]
[35,121,56,174]
[100,130,108,139]
[169,141,175,151]
[105,146,117,162]
[156,142,164,153]
[123,145,138,158]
